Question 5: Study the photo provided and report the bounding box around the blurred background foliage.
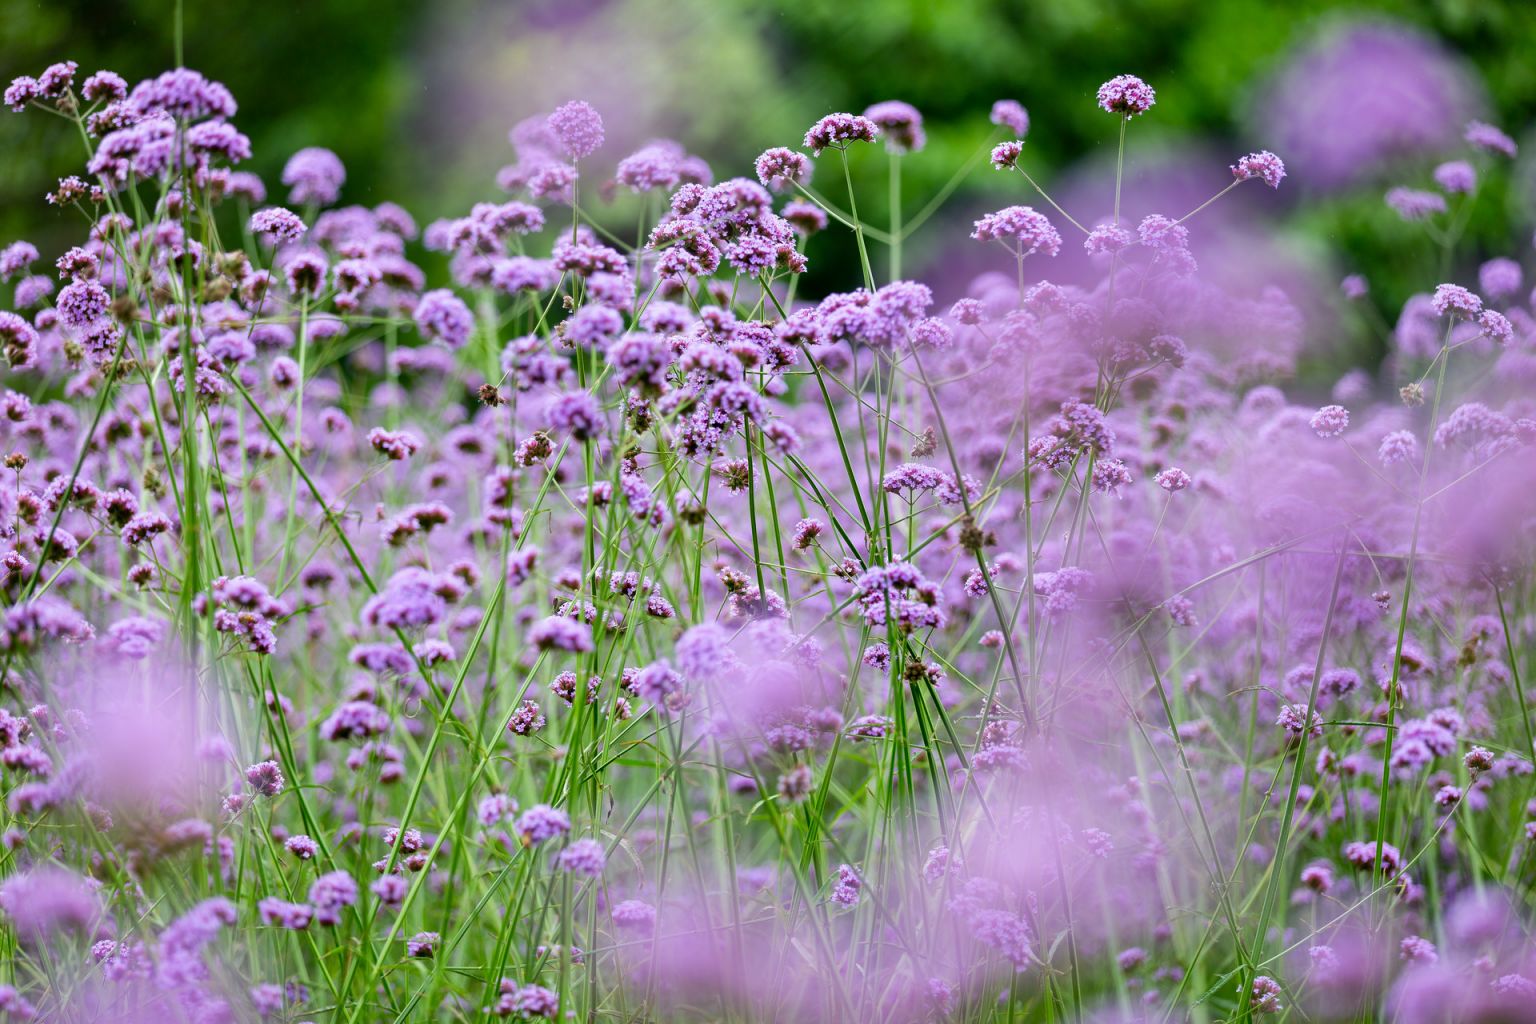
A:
[3,0,1535,375]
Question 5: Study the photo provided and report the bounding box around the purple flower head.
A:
[319,700,391,741]
[990,98,1029,136]
[528,615,593,653]
[864,100,925,153]
[309,870,358,925]
[258,897,313,930]
[515,804,571,846]
[0,241,38,280]
[1479,309,1513,345]
[1465,119,1517,157]
[616,141,684,193]
[4,77,39,112]
[611,898,656,933]
[1377,429,1419,467]
[1386,187,1446,221]
[57,279,110,328]
[830,863,862,907]
[128,67,236,120]
[244,760,284,797]
[1478,257,1521,299]
[1155,467,1191,492]
[556,838,607,876]
[414,288,474,350]
[803,113,879,155]
[1097,74,1155,116]
[674,622,734,680]
[1231,150,1286,188]
[754,147,812,192]
[282,147,345,205]
[1430,283,1482,318]
[249,207,306,244]
[971,205,1062,256]
[990,140,1029,174]
[1433,160,1476,195]
[1084,222,1133,256]
[286,834,319,859]
[82,70,127,103]
[546,101,604,159]
[0,867,99,939]
[496,982,558,1019]
[1309,404,1350,438]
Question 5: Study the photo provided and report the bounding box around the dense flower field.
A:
[0,57,1533,1024]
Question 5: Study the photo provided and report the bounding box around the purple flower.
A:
[546,101,604,159]
[830,863,862,907]
[1386,187,1446,221]
[496,982,558,1019]
[258,897,313,930]
[556,838,607,876]
[990,98,1029,136]
[285,834,319,860]
[515,804,571,846]
[507,700,546,737]
[1096,74,1155,116]
[1433,160,1476,195]
[249,207,306,244]
[309,870,358,925]
[56,279,109,328]
[616,142,684,193]
[1155,467,1191,492]
[0,241,38,280]
[1084,223,1133,256]
[1277,703,1324,739]
[1478,257,1522,299]
[990,140,1024,170]
[81,70,126,102]
[413,288,474,350]
[1479,309,1514,345]
[863,100,925,153]
[244,760,284,797]
[367,427,422,461]
[319,701,391,741]
[674,623,733,680]
[1430,283,1482,318]
[407,931,438,958]
[1465,119,1517,157]
[0,867,99,939]
[1341,274,1369,300]
[1377,430,1419,467]
[1251,975,1283,1014]
[971,205,1061,256]
[754,147,812,192]
[610,898,656,932]
[4,77,39,112]
[1231,150,1286,188]
[129,68,237,120]
[564,304,624,347]
[527,615,593,653]
[803,113,879,155]
[282,147,345,205]
[1309,404,1350,438]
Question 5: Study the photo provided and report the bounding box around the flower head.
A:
[547,100,605,159]
[1231,150,1286,188]
[803,113,879,155]
[1097,75,1155,116]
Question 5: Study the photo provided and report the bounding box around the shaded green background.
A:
[2,0,1533,363]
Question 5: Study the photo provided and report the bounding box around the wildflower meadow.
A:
[0,31,1534,1024]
